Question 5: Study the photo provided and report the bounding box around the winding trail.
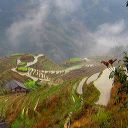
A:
[12,54,50,81]
[26,54,44,67]
[12,54,91,82]
[14,54,114,106]
[77,78,87,95]
[94,69,114,106]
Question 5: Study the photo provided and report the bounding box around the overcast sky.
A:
[0,0,128,60]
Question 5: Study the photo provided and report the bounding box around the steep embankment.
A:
[0,55,21,73]
[62,65,105,81]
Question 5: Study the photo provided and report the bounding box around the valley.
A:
[0,53,127,128]
[0,1,128,128]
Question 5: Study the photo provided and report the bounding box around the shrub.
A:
[24,80,38,89]
[16,67,28,72]
[92,109,111,127]
[106,52,128,107]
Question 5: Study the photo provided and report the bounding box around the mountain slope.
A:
[29,55,63,70]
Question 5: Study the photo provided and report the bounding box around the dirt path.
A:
[86,73,100,85]
[26,54,44,67]
[11,54,50,81]
[12,54,87,82]
[94,69,114,106]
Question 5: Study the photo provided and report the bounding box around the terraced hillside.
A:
[62,65,105,81]
[0,75,103,128]
[0,53,127,128]
[19,54,35,62]
[0,54,36,73]
[0,54,101,127]
[12,54,65,82]
[29,68,65,82]
[0,55,20,73]
[62,57,84,68]
[30,55,63,71]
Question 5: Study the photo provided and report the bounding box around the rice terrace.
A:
[0,0,128,128]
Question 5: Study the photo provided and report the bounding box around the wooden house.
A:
[5,80,30,93]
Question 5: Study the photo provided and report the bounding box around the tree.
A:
[126,1,128,7]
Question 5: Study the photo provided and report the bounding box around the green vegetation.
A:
[83,83,100,105]
[24,80,38,89]
[91,53,128,128]
[71,83,82,111]
[16,67,28,72]
[10,83,64,128]
[92,108,111,127]
[108,53,128,106]
[63,57,84,68]
[0,56,19,73]
[0,79,85,128]
[69,57,81,62]
[69,53,128,128]
[10,53,22,57]
[70,81,101,127]
[0,53,128,128]
[11,117,35,128]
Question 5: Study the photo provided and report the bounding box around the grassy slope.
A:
[0,70,30,84]
[2,54,127,128]
[0,54,33,73]
[89,81,128,128]
[0,54,35,73]
[70,82,100,128]
[0,55,20,73]
[30,56,63,71]
[69,57,81,62]
[106,81,128,128]
[0,79,83,128]
[20,54,34,62]
[71,80,128,128]
[62,57,84,68]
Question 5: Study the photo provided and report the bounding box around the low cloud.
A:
[5,0,128,60]
[7,0,50,45]
[87,20,128,55]
[93,20,127,47]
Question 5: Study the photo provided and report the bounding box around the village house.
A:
[5,80,30,93]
